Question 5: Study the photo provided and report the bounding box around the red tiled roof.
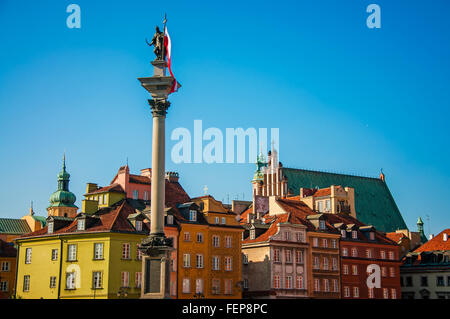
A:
[85,183,125,195]
[239,207,252,225]
[17,200,149,239]
[414,229,450,253]
[165,180,190,207]
[313,188,331,197]
[129,174,151,185]
[386,232,407,243]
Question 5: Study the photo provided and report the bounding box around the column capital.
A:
[148,99,171,117]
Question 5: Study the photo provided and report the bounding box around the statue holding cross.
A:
[146,15,167,61]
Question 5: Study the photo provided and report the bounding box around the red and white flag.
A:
[164,27,181,94]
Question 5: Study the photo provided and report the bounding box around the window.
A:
[212,235,220,247]
[103,194,107,204]
[23,275,30,292]
[225,257,232,271]
[313,256,320,269]
[368,287,374,299]
[353,287,359,297]
[225,236,232,248]
[383,288,389,299]
[25,248,32,264]
[322,239,328,248]
[406,277,413,287]
[189,210,197,222]
[143,191,149,201]
[195,278,203,294]
[250,229,255,240]
[183,254,191,268]
[331,239,337,248]
[243,279,248,289]
[296,276,304,289]
[332,258,338,271]
[343,264,349,275]
[284,231,292,241]
[122,243,130,259]
[285,250,292,263]
[0,281,8,292]
[212,256,220,270]
[313,238,319,247]
[184,232,191,241]
[285,276,293,289]
[366,249,372,258]
[351,248,358,257]
[51,249,58,261]
[48,222,54,234]
[167,215,174,224]
[314,279,320,292]
[352,265,358,275]
[197,232,204,243]
[135,220,143,231]
[68,245,77,261]
[388,251,395,260]
[1,261,10,272]
[99,195,103,205]
[221,217,226,225]
[182,278,190,293]
[317,201,323,212]
[380,250,386,259]
[273,249,280,262]
[243,254,248,264]
[325,200,331,211]
[389,267,395,277]
[381,267,387,277]
[369,232,375,240]
[437,276,444,287]
[324,279,330,292]
[319,220,326,230]
[273,275,280,289]
[133,190,138,199]
[196,254,203,268]
[66,272,76,290]
[136,244,143,260]
[333,279,339,292]
[391,288,397,299]
[224,279,232,295]
[341,230,346,238]
[400,277,404,287]
[344,286,350,297]
[296,232,304,242]
[135,272,142,288]
[214,217,220,224]
[352,231,357,239]
[212,279,220,294]
[295,250,303,264]
[92,272,102,289]
[342,248,348,256]
[323,257,329,270]
[94,243,103,260]
[77,218,86,231]
[121,271,129,288]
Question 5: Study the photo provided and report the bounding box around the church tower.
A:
[47,155,78,218]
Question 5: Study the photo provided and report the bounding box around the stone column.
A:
[138,60,175,299]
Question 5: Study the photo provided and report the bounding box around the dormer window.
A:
[319,220,326,230]
[135,220,143,231]
[369,232,375,240]
[48,222,54,234]
[189,210,197,222]
[77,219,85,231]
[352,230,357,239]
[221,217,226,225]
[325,200,331,211]
[250,229,255,240]
[317,201,323,212]
[167,215,174,225]
[341,230,346,238]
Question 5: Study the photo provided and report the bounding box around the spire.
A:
[417,216,428,243]
[49,154,77,208]
[29,201,35,216]
[379,168,385,182]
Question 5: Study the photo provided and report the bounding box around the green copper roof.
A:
[49,155,77,208]
[32,215,47,227]
[282,168,408,233]
[0,218,31,235]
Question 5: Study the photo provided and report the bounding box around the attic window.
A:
[341,230,346,238]
[319,220,326,230]
[48,222,54,234]
[189,210,197,222]
[135,220,143,231]
[167,215,174,225]
[250,229,255,240]
[352,230,357,239]
[369,232,375,240]
[77,219,85,231]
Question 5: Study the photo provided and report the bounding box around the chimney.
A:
[86,183,98,194]
[165,171,179,183]
[429,234,434,240]
[443,233,448,242]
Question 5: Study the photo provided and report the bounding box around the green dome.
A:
[48,154,77,208]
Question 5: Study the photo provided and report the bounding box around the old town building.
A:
[0,239,17,298]
[400,229,450,299]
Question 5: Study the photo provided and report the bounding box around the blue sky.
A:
[0,0,448,236]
